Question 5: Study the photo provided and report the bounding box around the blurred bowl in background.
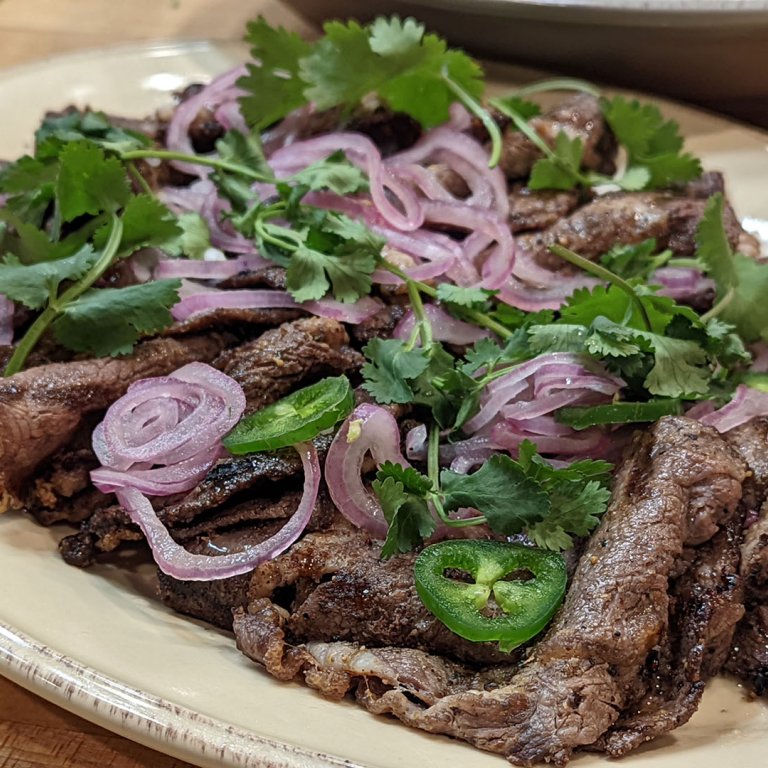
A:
[285,0,768,127]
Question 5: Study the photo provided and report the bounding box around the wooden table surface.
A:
[0,1,766,767]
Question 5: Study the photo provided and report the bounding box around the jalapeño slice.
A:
[414,540,567,653]
[223,375,354,454]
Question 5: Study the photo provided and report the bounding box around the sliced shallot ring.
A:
[270,133,424,231]
[325,404,410,539]
[154,255,271,280]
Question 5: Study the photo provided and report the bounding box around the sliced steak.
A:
[723,418,768,695]
[166,307,302,337]
[349,303,406,345]
[519,191,745,270]
[213,317,363,414]
[597,517,744,756]
[230,417,744,765]
[157,488,342,629]
[0,334,226,509]
[242,527,515,666]
[497,94,618,181]
[508,188,583,233]
[59,433,334,568]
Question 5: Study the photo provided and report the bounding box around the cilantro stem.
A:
[427,421,441,487]
[509,79,601,98]
[549,244,653,332]
[379,261,513,340]
[701,286,735,322]
[119,149,277,183]
[407,280,433,347]
[3,305,59,377]
[126,161,154,197]
[442,72,502,169]
[489,98,601,189]
[3,216,124,377]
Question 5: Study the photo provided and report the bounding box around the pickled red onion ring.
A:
[325,404,410,539]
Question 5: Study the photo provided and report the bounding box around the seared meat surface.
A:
[228,417,745,765]
[519,191,745,270]
[723,418,768,695]
[496,94,618,181]
[213,317,363,414]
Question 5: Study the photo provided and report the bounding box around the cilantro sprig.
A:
[0,139,187,375]
[694,192,768,342]
[374,436,613,557]
[489,88,700,192]
[530,244,749,399]
[238,16,501,167]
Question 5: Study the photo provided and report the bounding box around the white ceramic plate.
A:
[1,41,768,768]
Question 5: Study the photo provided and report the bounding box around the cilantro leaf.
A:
[56,141,131,222]
[599,238,673,282]
[374,475,436,559]
[410,342,472,429]
[93,194,181,255]
[376,461,433,496]
[460,333,532,376]
[35,110,151,154]
[600,96,701,188]
[0,247,98,309]
[300,20,381,110]
[0,155,58,225]
[164,212,211,260]
[643,334,709,396]
[441,454,550,535]
[52,279,181,356]
[528,133,584,191]
[527,480,610,551]
[435,283,493,309]
[289,152,369,196]
[299,17,483,129]
[362,338,430,403]
[286,238,376,304]
[528,323,589,355]
[215,129,271,179]
[695,193,768,342]
[238,17,313,129]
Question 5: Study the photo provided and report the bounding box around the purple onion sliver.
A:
[699,385,768,433]
[325,404,411,539]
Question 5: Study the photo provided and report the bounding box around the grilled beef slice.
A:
[0,334,226,510]
[496,94,618,181]
[596,517,744,756]
[213,316,363,414]
[519,190,745,271]
[507,188,584,233]
[230,417,744,765]
[723,418,768,695]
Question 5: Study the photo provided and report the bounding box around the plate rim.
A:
[0,619,356,768]
[0,38,767,768]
